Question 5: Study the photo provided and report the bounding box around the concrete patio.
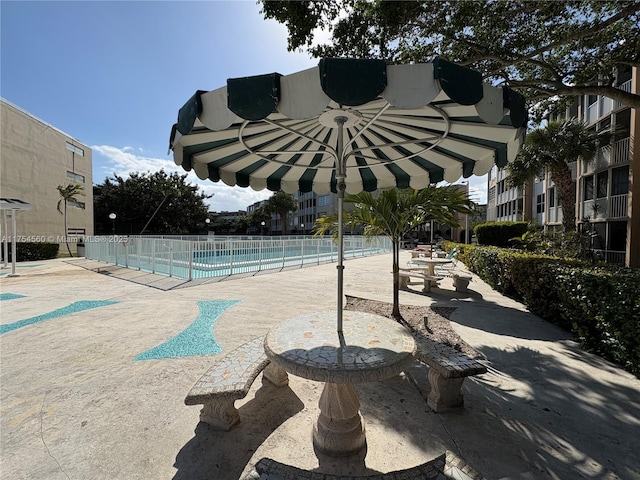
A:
[1,253,638,479]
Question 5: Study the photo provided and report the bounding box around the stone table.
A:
[264,311,416,457]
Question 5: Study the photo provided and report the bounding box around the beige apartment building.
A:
[1,99,93,256]
[487,66,638,268]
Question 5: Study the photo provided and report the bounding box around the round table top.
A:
[264,311,416,384]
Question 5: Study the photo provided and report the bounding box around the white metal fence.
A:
[85,235,391,280]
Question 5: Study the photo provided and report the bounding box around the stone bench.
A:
[398,271,443,293]
[243,451,485,479]
[451,273,472,292]
[412,335,487,412]
[184,336,289,430]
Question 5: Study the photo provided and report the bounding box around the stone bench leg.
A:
[262,363,289,387]
[453,276,471,292]
[422,278,432,293]
[200,396,240,430]
[427,370,465,412]
[399,275,409,289]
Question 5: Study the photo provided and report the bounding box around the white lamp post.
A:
[109,213,116,234]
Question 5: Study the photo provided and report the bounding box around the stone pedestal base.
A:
[200,398,240,430]
[427,370,465,412]
[263,363,289,387]
[313,383,366,456]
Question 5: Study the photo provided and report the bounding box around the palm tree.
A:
[266,191,298,235]
[57,184,85,256]
[507,119,612,232]
[314,187,475,318]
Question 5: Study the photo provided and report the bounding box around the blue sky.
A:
[1,1,487,211]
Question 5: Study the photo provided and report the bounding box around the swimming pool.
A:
[86,235,391,280]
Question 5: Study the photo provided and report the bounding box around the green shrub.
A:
[474,221,529,247]
[457,244,640,377]
[554,266,640,374]
[5,242,59,261]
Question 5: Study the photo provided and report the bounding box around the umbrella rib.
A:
[238,119,338,167]
[343,102,391,155]
[346,105,451,165]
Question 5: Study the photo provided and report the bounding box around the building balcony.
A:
[611,137,630,165]
[586,80,632,124]
[581,194,628,220]
[547,206,563,224]
[582,137,630,174]
[613,79,632,110]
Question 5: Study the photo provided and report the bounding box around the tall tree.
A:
[248,206,272,235]
[56,183,85,257]
[507,119,612,232]
[313,187,475,317]
[266,191,298,235]
[261,1,640,119]
[93,170,211,235]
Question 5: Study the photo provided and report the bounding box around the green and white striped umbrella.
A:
[169,57,527,331]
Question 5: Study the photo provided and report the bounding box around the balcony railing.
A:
[592,249,626,266]
[547,206,563,223]
[609,194,628,218]
[581,194,627,219]
[611,137,630,164]
[614,80,632,109]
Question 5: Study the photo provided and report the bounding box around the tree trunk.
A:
[280,211,287,235]
[64,202,73,257]
[550,164,576,232]
[392,240,400,318]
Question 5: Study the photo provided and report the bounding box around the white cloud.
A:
[440,174,488,204]
[92,145,272,212]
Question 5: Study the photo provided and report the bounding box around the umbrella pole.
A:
[335,116,347,333]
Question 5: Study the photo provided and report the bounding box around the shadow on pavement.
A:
[173,381,304,480]
[460,343,640,479]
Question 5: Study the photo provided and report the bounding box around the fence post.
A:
[188,241,194,281]
[169,241,173,277]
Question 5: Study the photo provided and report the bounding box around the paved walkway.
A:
[1,254,638,480]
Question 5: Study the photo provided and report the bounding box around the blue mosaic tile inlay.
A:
[0,300,119,335]
[135,299,239,361]
[0,293,26,301]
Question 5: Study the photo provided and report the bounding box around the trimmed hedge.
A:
[5,242,59,261]
[450,243,640,377]
[474,221,529,247]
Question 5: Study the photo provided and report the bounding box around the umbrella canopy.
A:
[168,57,527,331]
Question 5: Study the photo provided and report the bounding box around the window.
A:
[536,193,545,214]
[318,195,331,207]
[609,221,627,251]
[67,228,86,236]
[596,171,608,198]
[548,188,555,208]
[66,171,85,183]
[66,142,84,156]
[611,166,629,195]
[583,175,594,200]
